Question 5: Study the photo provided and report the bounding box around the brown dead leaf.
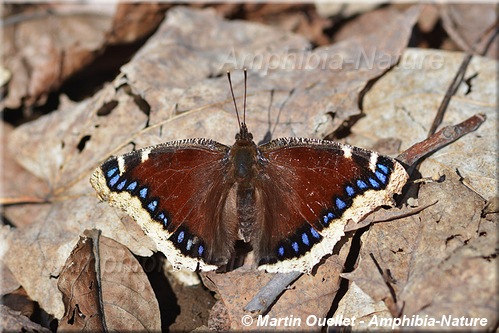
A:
[0,264,19,297]
[193,4,332,46]
[332,281,393,331]
[440,4,497,58]
[416,4,441,34]
[342,170,497,330]
[202,254,346,332]
[2,3,166,109]
[58,230,105,331]
[108,3,170,44]
[2,5,115,108]
[241,4,333,46]
[0,304,52,333]
[58,229,161,332]
[333,6,412,44]
[315,2,381,19]
[2,287,37,322]
[3,5,419,322]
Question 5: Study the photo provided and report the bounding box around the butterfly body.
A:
[91,121,408,273]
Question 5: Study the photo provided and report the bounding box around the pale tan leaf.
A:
[348,48,497,199]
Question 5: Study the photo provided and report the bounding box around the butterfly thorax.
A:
[232,124,258,183]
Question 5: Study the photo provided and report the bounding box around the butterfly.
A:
[90,71,408,273]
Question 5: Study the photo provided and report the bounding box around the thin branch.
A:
[397,113,486,170]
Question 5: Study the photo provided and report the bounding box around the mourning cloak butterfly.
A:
[91,71,409,273]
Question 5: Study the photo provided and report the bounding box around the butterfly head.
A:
[235,122,254,144]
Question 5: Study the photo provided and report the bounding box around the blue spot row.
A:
[265,157,397,266]
[148,200,158,212]
[316,160,396,230]
[102,159,207,261]
[169,226,205,258]
[376,171,387,184]
[302,233,309,246]
[116,179,127,190]
[276,225,322,259]
[102,160,169,230]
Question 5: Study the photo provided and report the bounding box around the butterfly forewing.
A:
[255,138,408,273]
[91,139,240,271]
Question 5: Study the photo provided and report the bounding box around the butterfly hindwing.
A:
[91,138,240,271]
[254,137,408,273]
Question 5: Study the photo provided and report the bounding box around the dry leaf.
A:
[332,282,392,331]
[2,3,166,109]
[348,48,497,199]
[342,170,497,330]
[1,122,50,208]
[2,5,115,108]
[315,2,382,19]
[58,230,161,331]
[237,4,333,46]
[416,4,441,34]
[440,4,497,57]
[0,226,19,296]
[0,304,51,333]
[202,254,346,332]
[333,6,412,44]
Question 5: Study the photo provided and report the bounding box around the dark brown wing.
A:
[253,137,408,273]
[91,138,238,271]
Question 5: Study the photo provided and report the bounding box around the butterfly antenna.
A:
[227,70,242,131]
[243,68,247,125]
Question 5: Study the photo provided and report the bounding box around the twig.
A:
[427,23,498,136]
[344,201,438,233]
[397,113,486,170]
[244,271,302,315]
[427,54,473,136]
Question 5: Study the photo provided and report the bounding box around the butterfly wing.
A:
[254,138,408,273]
[91,138,239,271]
